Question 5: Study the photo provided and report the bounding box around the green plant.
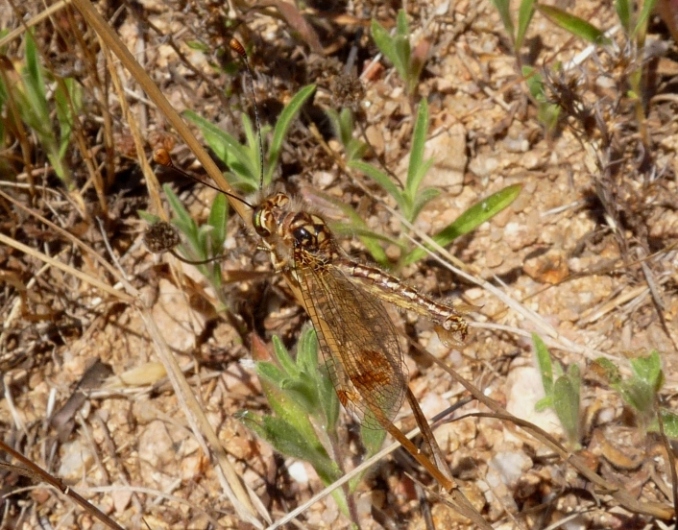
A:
[491,1,666,146]
[139,184,229,306]
[533,334,582,449]
[490,0,536,63]
[594,351,678,437]
[239,327,387,516]
[348,99,522,268]
[522,65,562,138]
[371,9,426,96]
[184,85,315,192]
[0,31,82,188]
[325,107,368,165]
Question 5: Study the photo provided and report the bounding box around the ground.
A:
[0,0,677,529]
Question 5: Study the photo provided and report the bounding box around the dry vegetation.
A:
[1,0,677,529]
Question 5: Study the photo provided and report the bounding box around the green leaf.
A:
[241,114,264,187]
[349,160,404,210]
[403,184,522,266]
[535,395,553,412]
[405,99,429,202]
[186,40,209,52]
[490,0,515,40]
[271,335,299,379]
[553,364,581,447]
[184,110,257,189]
[318,365,340,435]
[256,361,287,389]
[410,186,440,222]
[372,16,408,82]
[537,5,609,45]
[338,108,354,145]
[653,409,678,439]
[55,78,80,157]
[618,351,663,419]
[396,9,409,38]
[615,0,631,34]
[256,359,316,425]
[629,351,663,392]
[266,84,316,185]
[523,66,546,101]
[164,184,199,244]
[295,327,319,376]
[592,357,622,387]
[516,0,536,51]
[371,18,396,65]
[240,413,340,485]
[532,333,554,395]
[393,9,412,82]
[137,210,161,224]
[23,32,49,134]
[207,192,228,250]
[633,0,658,38]
[619,379,655,415]
[440,183,521,236]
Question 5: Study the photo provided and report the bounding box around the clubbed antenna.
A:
[229,38,265,191]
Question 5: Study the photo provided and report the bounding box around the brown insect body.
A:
[252,191,466,429]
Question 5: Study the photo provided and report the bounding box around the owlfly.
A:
[153,38,478,513]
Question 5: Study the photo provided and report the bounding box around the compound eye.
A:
[253,209,271,237]
[293,225,314,247]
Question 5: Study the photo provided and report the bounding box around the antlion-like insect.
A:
[152,37,487,525]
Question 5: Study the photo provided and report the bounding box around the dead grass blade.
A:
[70,0,250,222]
[0,440,125,530]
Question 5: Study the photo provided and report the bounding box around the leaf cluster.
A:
[0,31,82,188]
[371,10,425,96]
[185,85,315,192]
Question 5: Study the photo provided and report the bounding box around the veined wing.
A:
[335,258,468,344]
[292,247,407,430]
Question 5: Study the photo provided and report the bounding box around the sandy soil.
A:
[1,0,677,528]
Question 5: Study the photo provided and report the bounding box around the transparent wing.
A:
[292,248,407,430]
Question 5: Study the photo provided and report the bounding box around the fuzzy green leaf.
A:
[592,357,623,387]
[403,184,522,266]
[207,192,228,250]
[240,413,340,485]
[538,5,609,45]
[267,84,316,184]
[271,335,299,379]
[532,333,554,395]
[410,186,440,222]
[653,409,678,439]
[629,351,663,392]
[405,99,430,203]
[516,0,536,50]
[184,110,257,188]
[490,0,515,40]
[349,160,405,211]
[553,365,581,446]
[360,409,388,458]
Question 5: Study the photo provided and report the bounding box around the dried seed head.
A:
[144,222,181,253]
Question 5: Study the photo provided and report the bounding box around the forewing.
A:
[292,248,407,430]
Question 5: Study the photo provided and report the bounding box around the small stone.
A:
[523,249,569,284]
[57,439,94,481]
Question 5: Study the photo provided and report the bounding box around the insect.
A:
[152,38,470,493]
[250,188,468,491]
[233,38,471,493]
[252,191,468,433]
